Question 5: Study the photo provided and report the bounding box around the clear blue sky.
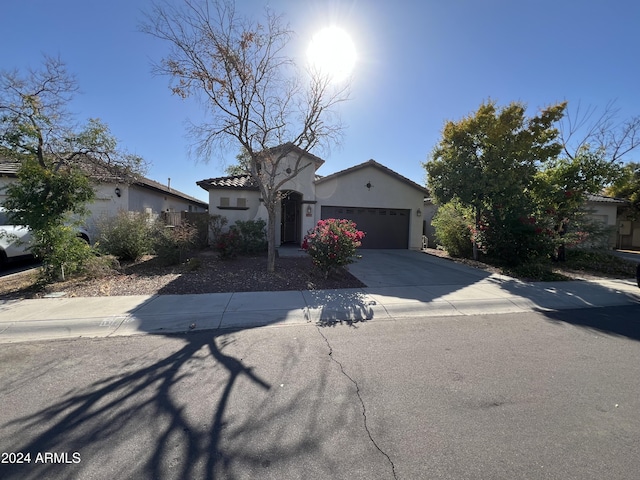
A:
[2,0,638,202]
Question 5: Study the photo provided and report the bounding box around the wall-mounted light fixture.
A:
[366,181,373,190]
[416,208,422,217]
[306,205,312,217]
[114,187,121,198]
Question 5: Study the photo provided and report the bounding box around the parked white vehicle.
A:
[0,207,33,265]
[0,207,91,267]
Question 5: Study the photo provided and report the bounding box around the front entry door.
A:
[281,192,301,244]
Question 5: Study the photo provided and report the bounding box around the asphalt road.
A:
[1,306,639,480]
[0,257,39,277]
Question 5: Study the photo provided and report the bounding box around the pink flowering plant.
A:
[302,219,365,277]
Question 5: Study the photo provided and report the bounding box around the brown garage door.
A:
[320,206,409,249]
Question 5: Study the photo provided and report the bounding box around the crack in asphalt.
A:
[316,326,398,479]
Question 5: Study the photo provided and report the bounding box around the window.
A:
[220,197,230,207]
[237,198,247,208]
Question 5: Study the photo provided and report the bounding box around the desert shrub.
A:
[81,254,121,279]
[302,218,365,278]
[33,225,95,282]
[216,229,241,259]
[97,211,153,261]
[153,221,198,265]
[431,200,473,258]
[208,214,228,247]
[213,219,266,258]
[233,219,267,254]
[185,213,211,249]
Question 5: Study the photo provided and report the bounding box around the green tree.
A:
[0,56,145,176]
[0,56,146,279]
[607,161,640,218]
[3,159,95,280]
[224,149,251,176]
[532,147,622,259]
[425,100,566,260]
[141,0,350,273]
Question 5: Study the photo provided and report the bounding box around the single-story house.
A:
[197,145,429,250]
[0,159,208,238]
[584,194,629,249]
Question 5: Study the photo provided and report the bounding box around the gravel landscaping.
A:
[0,249,365,300]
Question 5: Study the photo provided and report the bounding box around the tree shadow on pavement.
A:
[303,289,375,327]
[540,304,640,342]
[0,325,366,479]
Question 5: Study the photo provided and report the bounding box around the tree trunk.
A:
[472,207,480,261]
[266,204,277,273]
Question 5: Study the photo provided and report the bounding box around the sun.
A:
[307,26,356,82]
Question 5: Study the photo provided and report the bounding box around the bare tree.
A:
[0,55,146,180]
[559,100,640,164]
[141,0,350,272]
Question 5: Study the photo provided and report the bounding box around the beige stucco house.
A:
[197,146,429,249]
[1,159,208,238]
[583,194,629,249]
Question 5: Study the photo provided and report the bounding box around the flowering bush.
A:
[302,219,365,277]
[216,229,241,259]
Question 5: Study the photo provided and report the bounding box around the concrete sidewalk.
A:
[1,273,639,343]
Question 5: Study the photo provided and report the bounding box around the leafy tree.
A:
[2,159,95,280]
[0,56,145,176]
[532,147,622,259]
[142,0,350,272]
[0,56,146,279]
[224,149,251,176]
[425,100,566,260]
[607,161,640,218]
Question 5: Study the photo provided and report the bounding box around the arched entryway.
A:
[280,191,302,245]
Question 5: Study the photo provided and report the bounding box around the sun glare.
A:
[307,26,356,82]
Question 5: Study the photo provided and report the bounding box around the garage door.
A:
[321,206,409,249]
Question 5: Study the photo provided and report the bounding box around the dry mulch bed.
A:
[423,247,636,281]
[0,250,365,300]
[423,248,503,275]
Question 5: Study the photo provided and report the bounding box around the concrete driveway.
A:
[614,249,640,264]
[348,249,494,287]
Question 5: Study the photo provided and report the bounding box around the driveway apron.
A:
[348,249,492,288]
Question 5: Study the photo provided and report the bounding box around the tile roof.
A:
[197,174,260,191]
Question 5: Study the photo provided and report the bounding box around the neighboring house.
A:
[197,145,429,249]
[0,159,208,238]
[584,193,629,249]
[618,216,640,250]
